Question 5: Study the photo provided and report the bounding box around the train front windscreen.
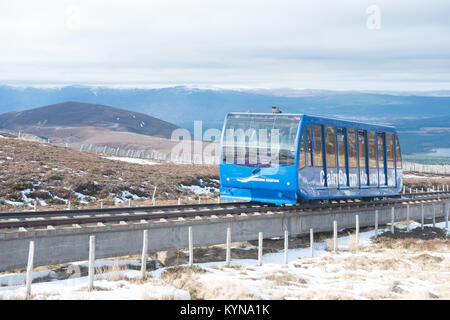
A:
[221,113,301,168]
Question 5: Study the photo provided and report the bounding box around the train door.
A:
[394,134,402,187]
[347,128,358,188]
[368,131,378,186]
[378,132,387,186]
[313,124,325,187]
[325,126,338,188]
[386,133,396,187]
[336,127,348,188]
[358,130,369,187]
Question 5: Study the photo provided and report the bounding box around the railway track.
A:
[0,191,449,230]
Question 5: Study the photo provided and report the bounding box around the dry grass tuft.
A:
[95,264,127,281]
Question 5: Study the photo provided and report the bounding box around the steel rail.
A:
[0,192,448,229]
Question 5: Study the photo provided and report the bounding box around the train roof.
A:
[226,112,397,132]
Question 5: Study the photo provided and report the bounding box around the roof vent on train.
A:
[272,106,282,113]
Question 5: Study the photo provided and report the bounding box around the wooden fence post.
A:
[140,230,148,280]
[406,205,410,232]
[226,227,231,267]
[284,230,288,264]
[433,203,436,227]
[333,221,338,252]
[391,207,395,234]
[355,215,359,249]
[421,202,424,230]
[374,210,379,238]
[88,235,95,291]
[446,201,449,230]
[25,241,35,299]
[258,232,263,266]
[188,227,193,267]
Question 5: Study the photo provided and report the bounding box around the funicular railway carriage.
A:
[219,112,403,205]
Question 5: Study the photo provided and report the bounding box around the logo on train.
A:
[237,174,280,183]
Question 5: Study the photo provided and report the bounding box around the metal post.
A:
[25,241,35,299]
[406,205,410,232]
[152,198,156,206]
[128,199,132,207]
[67,201,71,210]
[374,210,379,238]
[178,198,181,205]
[100,200,103,209]
[284,230,288,264]
[188,226,193,267]
[34,200,37,212]
[88,235,95,291]
[258,232,263,266]
[226,227,231,267]
[355,215,359,249]
[198,198,201,204]
[391,207,395,234]
[140,230,148,280]
[310,228,314,257]
[333,221,338,252]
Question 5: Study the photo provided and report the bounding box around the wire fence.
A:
[4,131,450,171]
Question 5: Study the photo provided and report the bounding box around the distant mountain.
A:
[0,85,449,155]
[0,101,178,139]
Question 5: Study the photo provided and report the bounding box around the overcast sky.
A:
[1,0,449,90]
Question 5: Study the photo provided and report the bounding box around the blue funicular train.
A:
[219,107,403,205]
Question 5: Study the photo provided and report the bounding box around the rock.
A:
[428,291,439,299]
[156,250,188,267]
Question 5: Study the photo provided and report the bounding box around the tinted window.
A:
[222,114,300,167]
[395,134,402,169]
[386,133,394,169]
[378,132,385,169]
[313,124,323,167]
[299,129,306,169]
[348,129,357,168]
[325,126,336,168]
[337,127,346,169]
[306,126,313,166]
[368,131,377,169]
[358,130,366,169]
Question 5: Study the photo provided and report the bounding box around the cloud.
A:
[0,0,449,90]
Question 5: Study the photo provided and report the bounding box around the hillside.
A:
[0,86,449,155]
[0,101,179,139]
[0,137,219,211]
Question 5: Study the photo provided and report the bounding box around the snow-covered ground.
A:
[103,156,160,166]
[0,222,448,300]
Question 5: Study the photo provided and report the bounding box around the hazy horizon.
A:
[1,1,449,91]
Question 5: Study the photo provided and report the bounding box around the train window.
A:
[313,124,323,167]
[378,132,385,169]
[337,128,346,169]
[395,134,402,169]
[299,129,306,169]
[386,133,394,169]
[325,126,336,168]
[358,130,366,170]
[222,114,300,167]
[306,126,313,166]
[348,128,357,168]
[368,131,377,169]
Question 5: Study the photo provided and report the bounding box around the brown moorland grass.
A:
[0,137,219,211]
